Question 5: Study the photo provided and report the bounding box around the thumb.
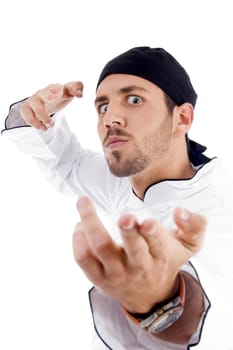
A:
[63,81,84,98]
[173,208,207,253]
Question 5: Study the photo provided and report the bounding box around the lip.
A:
[105,136,128,149]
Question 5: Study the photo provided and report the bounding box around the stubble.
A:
[105,116,173,177]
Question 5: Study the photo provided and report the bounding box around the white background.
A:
[0,1,233,349]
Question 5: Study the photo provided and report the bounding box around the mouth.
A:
[105,136,128,150]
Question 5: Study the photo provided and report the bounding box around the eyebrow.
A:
[94,85,148,105]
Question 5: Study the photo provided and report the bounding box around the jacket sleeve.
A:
[1,100,129,213]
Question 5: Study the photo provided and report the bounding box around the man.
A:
[2,47,233,349]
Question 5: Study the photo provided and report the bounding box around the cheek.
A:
[97,121,105,141]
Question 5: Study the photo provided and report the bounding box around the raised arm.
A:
[73,196,208,348]
[2,83,129,212]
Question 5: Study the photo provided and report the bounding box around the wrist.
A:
[125,273,180,316]
[123,273,185,334]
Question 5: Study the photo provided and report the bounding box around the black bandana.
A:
[97,46,197,107]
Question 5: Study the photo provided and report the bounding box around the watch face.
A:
[148,306,183,334]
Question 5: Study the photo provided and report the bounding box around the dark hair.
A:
[164,93,176,114]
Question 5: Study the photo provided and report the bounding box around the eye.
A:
[127,95,142,104]
[98,103,108,113]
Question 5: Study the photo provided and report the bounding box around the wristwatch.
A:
[126,274,185,335]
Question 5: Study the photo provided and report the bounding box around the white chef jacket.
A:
[2,102,233,349]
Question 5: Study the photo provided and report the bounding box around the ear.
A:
[172,103,194,137]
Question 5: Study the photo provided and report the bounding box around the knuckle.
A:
[48,84,63,95]
[105,275,125,288]
[74,221,82,232]
[73,236,90,265]
[95,238,112,253]
[194,214,208,234]
[67,81,83,89]
[25,115,35,124]
[48,83,62,89]
[80,208,94,221]
[36,84,61,101]
[74,251,89,265]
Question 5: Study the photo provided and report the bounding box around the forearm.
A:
[154,271,205,344]
[1,101,125,211]
[2,101,85,197]
[2,101,83,185]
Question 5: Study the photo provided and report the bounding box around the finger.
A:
[63,81,84,98]
[72,222,104,284]
[139,219,169,258]
[29,96,54,127]
[37,83,81,117]
[76,196,123,268]
[37,84,64,102]
[20,102,48,130]
[173,208,207,252]
[118,214,149,263]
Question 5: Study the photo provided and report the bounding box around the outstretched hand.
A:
[72,196,207,314]
[20,81,84,130]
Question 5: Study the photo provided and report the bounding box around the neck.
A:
[130,148,195,200]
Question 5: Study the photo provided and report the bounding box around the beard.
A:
[107,148,149,177]
[104,116,173,177]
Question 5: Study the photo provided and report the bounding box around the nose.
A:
[103,105,126,127]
